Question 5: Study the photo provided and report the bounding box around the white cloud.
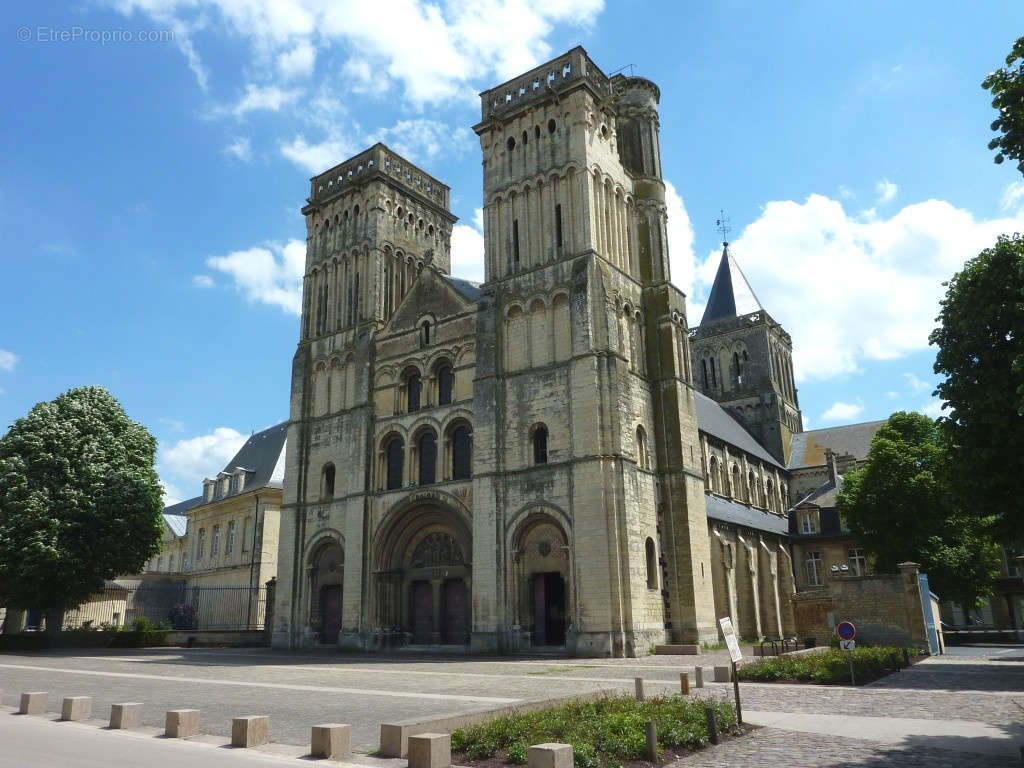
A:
[223,137,252,162]
[207,239,306,314]
[886,390,900,399]
[1001,180,1024,213]
[159,426,248,503]
[665,180,696,302]
[278,40,316,79]
[0,349,18,372]
[875,178,898,204]
[688,194,1024,381]
[106,0,605,105]
[902,372,931,394]
[838,185,854,200]
[821,400,865,422]
[224,84,303,117]
[919,399,945,419]
[370,119,473,163]
[280,134,357,174]
[451,207,485,283]
[193,274,215,288]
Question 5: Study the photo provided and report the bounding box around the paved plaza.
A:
[0,645,1021,766]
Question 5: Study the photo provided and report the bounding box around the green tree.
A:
[836,411,1001,609]
[929,234,1024,541]
[0,387,163,631]
[983,36,1024,173]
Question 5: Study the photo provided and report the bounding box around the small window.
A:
[800,511,818,534]
[522,130,528,146]
[533,425,548,465]
[421,321,431,347]
[407,373,422,412]
[386,437,404,490]
[452,425,471,480]
[507,136,516,152]
[227,520,236,555]
[418,430,437,485]
[548,118,556,134]
[438,365,454,405]
[555,204,563,248]
[212,525,220,556]
[535,125,541,140]
[322,463,336,498]
[513,219,520,265]
[645,538,657,589]
[636,426,650,470]
[848,548,866,576]
[806,552,823,586]
[197,528,206,560]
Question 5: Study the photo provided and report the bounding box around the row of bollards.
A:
[8,690,352,759]
[631,668,721,753]
[634,666,706,701]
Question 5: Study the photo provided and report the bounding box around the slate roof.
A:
[787,420,887,469]
[444,275,482,301]
[794,474,844,509]
[163,496,202,516]
[220,421,289,490]
[695,392,784,469]
[705,494,790,535]
[162,513,188,538]
[699,243,763,327]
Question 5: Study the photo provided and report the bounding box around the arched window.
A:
[417,430,437,485]
[636,426,650,470]
[731,464,741,500]
[421,320,431,346]
[733,352,742,387]
[451,424,471,480]
[645,538,657,589]
[438,364,454,405]
[709,456,719,492]
[701,358,709,389]
[766,478,776,512]
[533,424,548,465]
[407,373,422,412]
[386,437,404,490]
[322,463,336,499]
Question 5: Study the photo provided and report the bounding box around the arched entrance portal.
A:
[511,511,571,648]
[374,503,471,646]
[309,539,344,644]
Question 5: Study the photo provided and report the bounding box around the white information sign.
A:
[840,639,856,651]
[719,616,743,663]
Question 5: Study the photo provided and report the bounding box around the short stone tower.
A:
[689,243,802,465]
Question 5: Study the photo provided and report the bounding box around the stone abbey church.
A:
[272,47,878,656]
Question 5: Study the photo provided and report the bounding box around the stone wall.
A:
[792,562,929,648]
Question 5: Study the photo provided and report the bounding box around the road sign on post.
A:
[837,621,857,686]
[718,617,743,725]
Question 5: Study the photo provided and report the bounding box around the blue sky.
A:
[2,1,1024,503]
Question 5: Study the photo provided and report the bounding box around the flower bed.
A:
[736,646,920,685]
[451,694,740,768]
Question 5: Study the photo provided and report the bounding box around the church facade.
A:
[271,47,853,656]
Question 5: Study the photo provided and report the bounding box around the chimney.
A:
[825,449,839,486]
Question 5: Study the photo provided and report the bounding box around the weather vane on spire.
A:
[715,210,731,245]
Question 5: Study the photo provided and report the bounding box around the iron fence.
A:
[61,584,268,631]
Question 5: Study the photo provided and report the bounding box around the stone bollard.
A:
[634,677,644,700]
[19,692,46,715]
[527,743,573,768]
[232,716,269,748]
[694,666,704,688]
[61,697,92,721]
[408,733,451,768]
[165,709,200,738]
[645,721,657,761]
[704,706,719,745]
[680,672,690,695]
[311,724,351,759]
[713,666,731,682]
[110,703,143,729]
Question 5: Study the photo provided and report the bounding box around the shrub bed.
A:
[0,618,169,651]
[451,695,740,768]
[737,646,919,685]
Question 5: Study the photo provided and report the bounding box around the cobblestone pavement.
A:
[0,644,1021,763]
[673,727,1023,767]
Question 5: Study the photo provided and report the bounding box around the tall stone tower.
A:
[471,47,718,653]
[689,244,802,465]
[273,145,456,649]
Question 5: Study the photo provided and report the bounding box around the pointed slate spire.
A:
[699,242,763,327]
